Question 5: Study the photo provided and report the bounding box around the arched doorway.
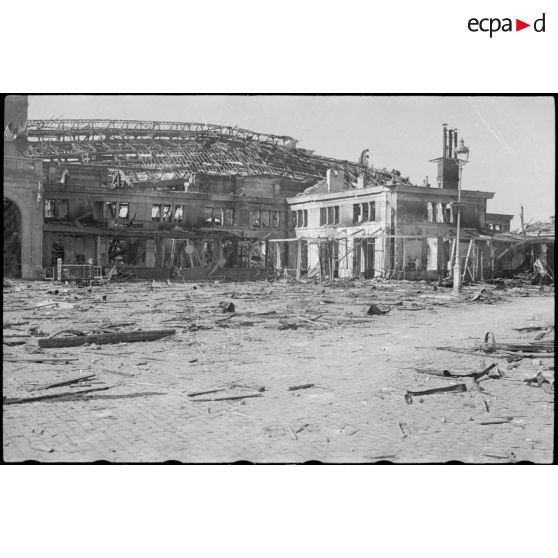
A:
[4,198,22,278]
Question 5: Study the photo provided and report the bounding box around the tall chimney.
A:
[442,126,448,157]
[449,129,455,158]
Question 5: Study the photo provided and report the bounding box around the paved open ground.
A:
[2,279,554,463]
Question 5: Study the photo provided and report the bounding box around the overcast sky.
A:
[28,95,554,228]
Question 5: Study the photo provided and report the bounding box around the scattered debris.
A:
[288,383,315,391]
[367,304,389,315]
[4,386,110,405]
[523,372,551,387]
[478,417,513,425]
[3,356,79,364]
[221,301,235,313]
[398,422,411,438]
[405,383,467,404]
[190,393,263,402]
[30,374,97,392]
[187,388,226,398]
[38,329,176,348]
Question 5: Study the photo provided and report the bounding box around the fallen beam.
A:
[3,386,110,405]
[288,383,315,391]
[190,393,263,402]
[187,388,225,397]
[38,329,176,349]
[30,374,96,392]
[414,363,497,380]
[404,383,467,404]
[3,356,79,363]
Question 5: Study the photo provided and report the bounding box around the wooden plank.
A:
[4,386,110,405]
[30,374,96,392]
[190,393,263,402]
[38,329,176,349]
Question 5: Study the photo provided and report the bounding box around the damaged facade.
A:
[280,127,528,282]
[3,96,553,282]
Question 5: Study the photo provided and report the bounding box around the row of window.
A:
[486,223,503,232]
[353,202,376,224]
[45,199,281,229]
[292,202,377,228]
[151,204,185,223]
[320,206,340,226]
[250,209,281,229]
[293,210,308,228]
[426,202,454,224]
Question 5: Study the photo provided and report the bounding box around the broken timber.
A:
[404,383,467,404]
[4,386,110,405]
[414,363,497,380]
[30,374,96,392]
[38,329,176,348]
[190,393,263,402]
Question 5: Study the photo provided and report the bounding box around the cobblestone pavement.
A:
[2,280,554,463]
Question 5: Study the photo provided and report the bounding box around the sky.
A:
[28,95,555,228]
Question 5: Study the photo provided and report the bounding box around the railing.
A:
[45,264,104,282]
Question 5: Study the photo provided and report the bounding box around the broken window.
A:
[369,202,376,221]
[271,211,280,229]
[162,205,172,223]
[75,254,85,264]
[494,224,501,232]
[320,207,327,226]
[427,202,433,222]
[291,211,297,228]
[250,210,261,228]
[152,204,161,221]
[327,207,334,225]
[55,200,69,219]
[260,211,269,229]
[174,205,184,221]
[353,203,362,223]
[105,202,116,219]
[44,199,56,219]
[436,203,444,223]
[445,204,453,224]
[204,207,213,225]
[296,210,308,228]
[118,203,129,219]
[362,203,369,222]
[334,206,340,224]
[224,208,234,226]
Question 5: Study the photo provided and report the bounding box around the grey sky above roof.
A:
[28,95,555,226]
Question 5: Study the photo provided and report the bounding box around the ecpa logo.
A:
[468,13,546,37]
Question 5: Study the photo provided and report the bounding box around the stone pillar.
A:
[3,171,44,280]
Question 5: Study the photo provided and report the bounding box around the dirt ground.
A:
[2,278,555,463]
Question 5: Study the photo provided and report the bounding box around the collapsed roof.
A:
[23,119,412,188]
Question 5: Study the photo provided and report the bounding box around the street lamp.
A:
[453,136,470,294]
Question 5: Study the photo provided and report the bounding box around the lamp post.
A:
[453,137,470,294]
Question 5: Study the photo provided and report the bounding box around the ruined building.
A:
[282,126,516,281]
[5,96,546,282]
